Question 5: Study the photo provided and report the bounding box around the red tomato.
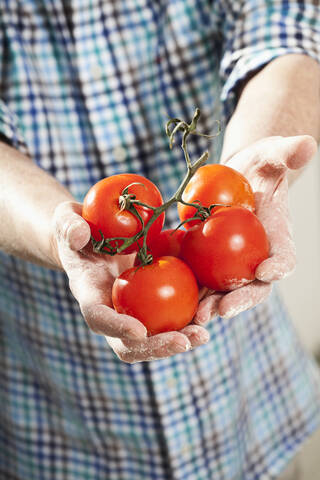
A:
[177,164,255,229]
[82,174,164,254]
[112,256,199,335]
[148,229,186,259]
[181,206,269,292]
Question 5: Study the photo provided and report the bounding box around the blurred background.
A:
[277,151,320,478]
[279,151,320,353]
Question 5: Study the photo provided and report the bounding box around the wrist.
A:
[221,54,320,164]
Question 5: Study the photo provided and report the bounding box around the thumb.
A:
[53,201,91,251]
[282,135,317,170]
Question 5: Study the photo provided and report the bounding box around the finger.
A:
[179,324,210,347]
[54,201,136,276]
[255,243,296,282]
[53,202,146,341]
[281,135,317,170]
[250,136,316,197]
[255,177,296,282]
[53,201,91,251]
[70,269,147,340]
[104,252,137,278]
[198,286,209,301]
[194,292,223,325]
[108,331,191,363]
[218,280,272,319]
[257,136,316,172]
[228,136,317,195]
[82,304,147,340]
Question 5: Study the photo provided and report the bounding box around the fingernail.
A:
[196,312,217,325]
[170,340,191,354]
[195,315,209,326]
[190,330,210,346]
[67,221,90,250]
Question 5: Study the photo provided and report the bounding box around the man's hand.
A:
[194,135,317,324]
[52,201,210,363]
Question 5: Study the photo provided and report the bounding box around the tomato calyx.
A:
[175,200,231,229]
[92,183,152,255]
[118,182,157,213]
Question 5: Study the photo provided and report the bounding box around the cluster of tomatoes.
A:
[82,164,269,335]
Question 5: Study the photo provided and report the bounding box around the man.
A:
[0,1,319,479]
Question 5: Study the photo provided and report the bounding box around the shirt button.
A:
[92,63,104,80]
[113,146,127,162]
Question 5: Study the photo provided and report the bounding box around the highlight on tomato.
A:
[180,206,269,292]
[112,256,199,335]
[82,173,165,254]
[177,164,255,229]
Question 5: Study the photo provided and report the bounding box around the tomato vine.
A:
[91,108,221,263]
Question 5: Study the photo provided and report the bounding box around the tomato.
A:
[177,164,255,229]
[148,228,186,259]
[82,174,164,254]
[180,206,269,292]
[112,256,199,335]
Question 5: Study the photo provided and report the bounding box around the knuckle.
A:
[85,319,101,335]
[83,310,103,335]
[88,322,102,335]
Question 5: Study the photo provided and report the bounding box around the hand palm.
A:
[53,202,209,362]
[195,135,317,324]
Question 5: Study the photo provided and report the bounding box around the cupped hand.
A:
[52,201,209,362]
[195,135,317,324]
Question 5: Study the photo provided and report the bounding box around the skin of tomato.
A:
[82,174,165,254]
[180,206,269,292]
[177,164,255,229]
[148,229,186,259]
[112,256,199,335]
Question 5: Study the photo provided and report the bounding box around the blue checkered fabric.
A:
[1,1,320,479]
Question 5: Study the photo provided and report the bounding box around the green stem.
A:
[91,108,221,264]
[138,150,209,256]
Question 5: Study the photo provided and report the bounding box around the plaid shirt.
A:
[1,1,320,479]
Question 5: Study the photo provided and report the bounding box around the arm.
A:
[221,54,320,168]
[0,142,209,361]
[0,142,72,268]
[195,54,320,323]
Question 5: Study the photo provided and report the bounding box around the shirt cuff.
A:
[219,1,320,120]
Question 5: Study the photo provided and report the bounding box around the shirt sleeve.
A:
[0,19,28,154]
[219,0,320,119]
[0,99,28,153]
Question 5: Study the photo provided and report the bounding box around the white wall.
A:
[278,152,320,353]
